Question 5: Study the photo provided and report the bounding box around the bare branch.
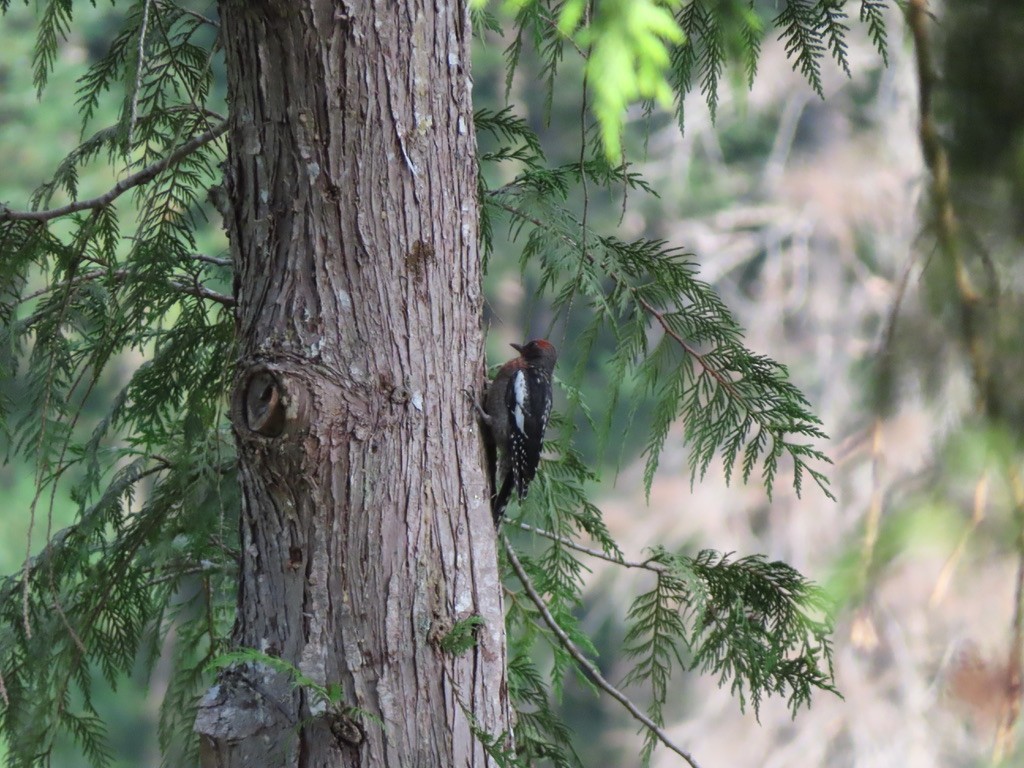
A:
[0,122,228,224]
[164,0,220,28]
[145,561,223,588]
[17,268,234,314]
[189,252,232,267]
[19,269,130,305]
[502,535,702,768]
[168,279,235,308]
[906,0,992,411]
[129,0,154,144]
[514,521,665,573]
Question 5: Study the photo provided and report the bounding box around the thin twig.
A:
[631,292,744,398]
[930,472,987,607]
[538,10,588,59]
[0,122,228,223]
[169,279,235,307]
[166,0,220,28]
[876,241,922,374]
[859,419,884,591]
[551,0,592,346]
[502,535,702,768]
[42,358,109,659]
[145,563,221,588]
[21,211,104,640]
[514,521,665,573]
[129,0,153,145]
[996,467,1024,761]
[18,268,233,309]
[19,269,130,304]
[190,252,232,267]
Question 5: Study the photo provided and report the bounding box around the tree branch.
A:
[19,269,130,305]
[17,268,234,310]
[907,2,1019,754]
[165,0,220,28]
[168,279,236,308]
[906,0,993,413]
[514,521,665,573]
[189,252,232,268]
[502,535,702,768]
[129,0,154,144]
[0,122,228,224]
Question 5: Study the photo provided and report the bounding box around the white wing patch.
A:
[512,369,528,433]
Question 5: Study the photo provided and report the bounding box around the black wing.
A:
[505,366,552,500]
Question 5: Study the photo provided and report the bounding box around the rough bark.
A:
[194,2,509,766]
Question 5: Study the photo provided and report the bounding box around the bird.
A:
[470,339,557,523]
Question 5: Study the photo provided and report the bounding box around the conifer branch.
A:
[0,122,227,223]
[20,210,106,642]
[630,291,741,395]
[491,197,830,499]
[503,535,703,768]
[491,198,746,396]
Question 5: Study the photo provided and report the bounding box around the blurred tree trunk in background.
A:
[194,2,509,765]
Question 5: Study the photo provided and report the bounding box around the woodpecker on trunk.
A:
[470,339,557,523]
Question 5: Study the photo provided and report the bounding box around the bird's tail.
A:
[492,472,514,526]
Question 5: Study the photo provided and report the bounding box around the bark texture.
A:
[195,2,508,765]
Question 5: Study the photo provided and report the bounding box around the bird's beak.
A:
[510,343,524,353]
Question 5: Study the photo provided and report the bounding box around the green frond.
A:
[470,5,503,38]
[860,0,889,66]
[0,44,231,753]
[620,547,837,761]
[503,1,568,121]
[439,615,487,656]
[622,563,694,763]
[32,0,73,95]
[819,0,852,77]
[740,2,764,88]
[507,652,583,768]
[0,432,237,766]
[75,8,139,132]
[579,0,684,158]
[774,0,826,97]
[673,1,726,123]
[684,549,839,716]
[476,106,546,170]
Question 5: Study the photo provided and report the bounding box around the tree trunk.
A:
[194,2,509,765]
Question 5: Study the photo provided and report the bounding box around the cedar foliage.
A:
[0,1,888,765]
